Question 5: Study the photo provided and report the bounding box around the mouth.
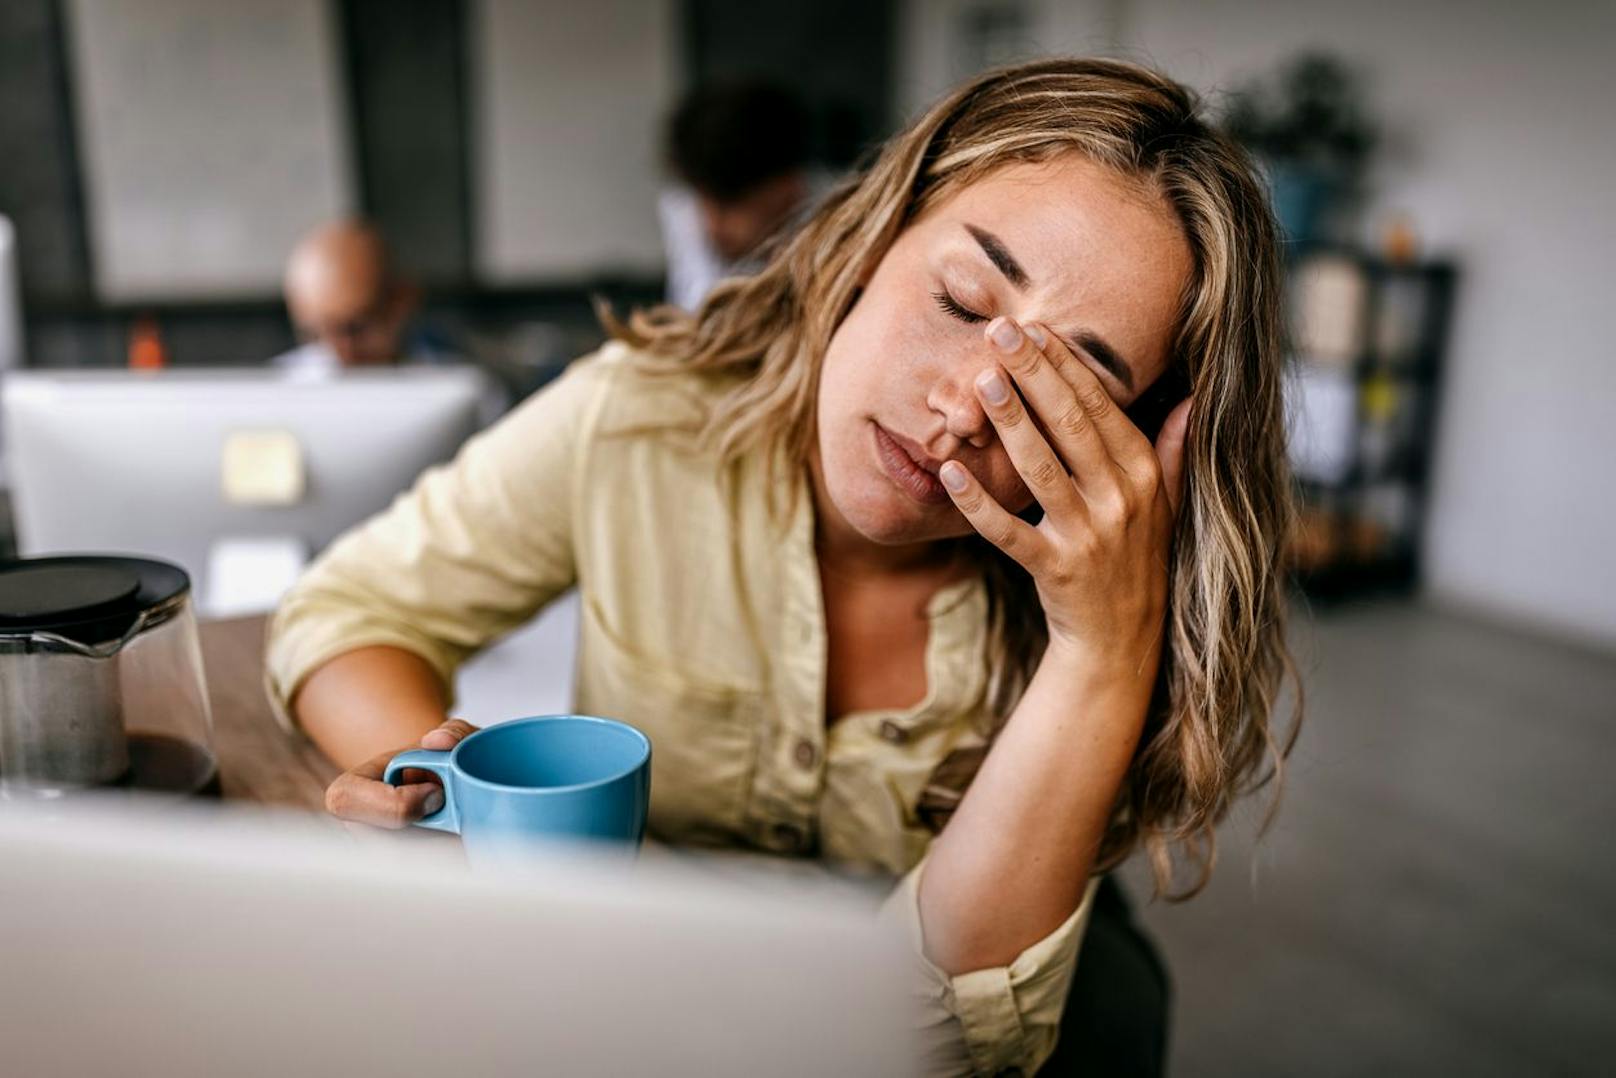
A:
[872,422,950,506]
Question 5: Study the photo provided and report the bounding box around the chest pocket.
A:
[575,596,759,845]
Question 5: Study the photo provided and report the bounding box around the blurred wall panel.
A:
[895,0,1126,123]
[472,0,675,283]
[340,0,472,286]
[0,0,93,304]
[1127,0,1616,646]
[65,0,355,300]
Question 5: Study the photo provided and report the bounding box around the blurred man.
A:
[273,221,447,374]
[658,82,821,310]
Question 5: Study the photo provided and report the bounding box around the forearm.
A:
[290,646,451,770]
[917,645,1154,975]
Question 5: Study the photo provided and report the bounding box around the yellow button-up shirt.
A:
[265,341,1097,1076]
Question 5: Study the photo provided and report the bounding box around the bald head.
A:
[284,221,416,366]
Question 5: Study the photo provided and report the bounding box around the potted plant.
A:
[1222,52,1379,245]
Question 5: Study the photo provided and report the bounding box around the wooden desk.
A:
[200,615,337,812]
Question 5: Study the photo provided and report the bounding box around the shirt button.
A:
[878,720,908,745]
[793,738,817,769]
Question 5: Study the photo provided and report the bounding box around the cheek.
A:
[820,308,913,420]
[816,335,864,436]
[980,453,1036,513]
[831,263,948,371]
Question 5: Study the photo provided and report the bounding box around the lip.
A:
[872,422,950,506]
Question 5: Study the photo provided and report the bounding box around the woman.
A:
[267,57,1298,1075]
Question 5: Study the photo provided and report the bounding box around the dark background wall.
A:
[340,0,473,287]
[0,0,93,306]
[683,0,896,170]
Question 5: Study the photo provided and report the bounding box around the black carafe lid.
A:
[0,556,191,645]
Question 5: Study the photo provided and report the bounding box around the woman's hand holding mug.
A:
[323,718,480,828]
[327,713,653,866]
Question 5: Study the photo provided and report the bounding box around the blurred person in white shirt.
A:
[658,82,826,311]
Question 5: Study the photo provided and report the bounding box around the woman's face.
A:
[814,154,1193,548]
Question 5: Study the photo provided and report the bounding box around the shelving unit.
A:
[1284,245,1457,598]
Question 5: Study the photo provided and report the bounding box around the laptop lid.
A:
[0,797,916,1077]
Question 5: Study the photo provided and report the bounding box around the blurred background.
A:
[0,0,1611,1074]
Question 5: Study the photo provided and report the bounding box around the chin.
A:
[833,479,963,545]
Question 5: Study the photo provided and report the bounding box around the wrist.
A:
[1039,632,1162,698]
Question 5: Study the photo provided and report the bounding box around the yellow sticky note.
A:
[221,429,305,507]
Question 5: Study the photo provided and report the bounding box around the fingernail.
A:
[940,461,968,493]
[422,788,445,816]
[987,317,1021,353]
[976,370,1010,405]
[1024,324,1047,349]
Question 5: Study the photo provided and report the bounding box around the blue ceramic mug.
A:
[383,715,652,864]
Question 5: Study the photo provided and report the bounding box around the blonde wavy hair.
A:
[607,57,1300,899]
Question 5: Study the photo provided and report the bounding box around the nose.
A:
[925,362,996,450]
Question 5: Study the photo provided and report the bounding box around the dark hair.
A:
[666,81,810,202]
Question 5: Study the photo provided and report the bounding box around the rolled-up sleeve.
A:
[879,854,1099,1076]
[263,353,618,731]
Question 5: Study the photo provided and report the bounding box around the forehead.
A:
[916,155,1193,382]
[290,275,387,325]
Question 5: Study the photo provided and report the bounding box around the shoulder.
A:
[477,337,740,477]
[270,342,339,375]
[562,338,735,449]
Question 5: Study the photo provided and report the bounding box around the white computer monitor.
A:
[1,367,486,615]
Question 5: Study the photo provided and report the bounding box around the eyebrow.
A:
[965,223,1029,289]
[964,223,1136,392]
[1064,330,1135,392]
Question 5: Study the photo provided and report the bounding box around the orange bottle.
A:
[128,314,168,370]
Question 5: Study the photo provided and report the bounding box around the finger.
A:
[325,751,447,830]
[985,318,1121,497]
[420,717,479,751]
[1155,395,1193,517]
[1022,321,1157,478]
[938,459,1048,572]
[970,361,1086,522]
[346,746,438,787]
[349,745,401,781]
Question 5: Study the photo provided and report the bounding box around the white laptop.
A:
[0,796,916,1077]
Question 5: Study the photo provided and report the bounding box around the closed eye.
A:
[931,289,988,324]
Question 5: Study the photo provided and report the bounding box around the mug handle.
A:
[383,749,460,834]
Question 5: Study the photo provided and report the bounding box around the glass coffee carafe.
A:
[0,555,218,800]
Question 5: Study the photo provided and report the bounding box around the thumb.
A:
[1155,396,1193,517]
[420,717,480,751]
